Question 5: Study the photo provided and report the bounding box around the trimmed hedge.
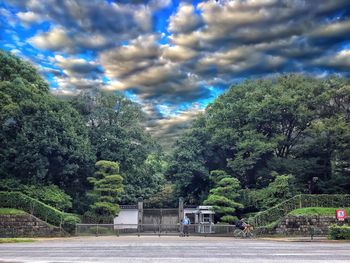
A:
[328,224,350,240]
[289,207,350,216]
[250,194,350,227]
[0,208,26,215]
[0,191,80,232]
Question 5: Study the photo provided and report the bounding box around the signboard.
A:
[336,210,346,221]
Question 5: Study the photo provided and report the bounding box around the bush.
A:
[83,210,114,224]
[289,207,350,216]
[62,215,81,234]
[22,185,72,211]
[328,224,350,240]
[0,208,26,215]
[0,180,73,211]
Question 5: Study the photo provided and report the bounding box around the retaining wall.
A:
[0,214,64,237]
[257,215,349,236]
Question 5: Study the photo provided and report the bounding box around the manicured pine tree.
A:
[204,170,243,223]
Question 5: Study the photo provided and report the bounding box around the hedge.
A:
[250,194,350,227]
[0,191,80,232]
[328,224,350,240]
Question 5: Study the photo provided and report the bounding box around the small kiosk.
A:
[190,206,215,233]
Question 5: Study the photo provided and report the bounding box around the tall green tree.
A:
[167,115,212,204]
[70,91,165,204]
[0,51,94,210]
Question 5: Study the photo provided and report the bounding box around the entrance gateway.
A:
[114,199,215,233]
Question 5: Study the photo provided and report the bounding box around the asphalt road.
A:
[0,236,349,263]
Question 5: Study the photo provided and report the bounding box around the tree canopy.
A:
[168,75,350,214]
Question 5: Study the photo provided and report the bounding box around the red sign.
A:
[336,210,346,221]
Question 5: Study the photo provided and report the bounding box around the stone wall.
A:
[0,214,64,237]
[257,215,350,236]
[276,215,349,236]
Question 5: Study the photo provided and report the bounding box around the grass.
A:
[0,208,26,215]
[289,207,350,216]
[0,238,35,243]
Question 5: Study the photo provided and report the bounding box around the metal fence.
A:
[76,223,238,237]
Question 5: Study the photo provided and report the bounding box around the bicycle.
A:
[233,224,255,238]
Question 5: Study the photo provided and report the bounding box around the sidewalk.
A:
[260,236,350,242]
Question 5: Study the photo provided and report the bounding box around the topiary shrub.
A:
[328,224,350,240]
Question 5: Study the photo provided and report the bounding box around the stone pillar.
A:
[137,197,143,235]
[178,197,184,223]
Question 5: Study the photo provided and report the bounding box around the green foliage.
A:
[0,208,26,215]
[70,91,166,204]
[0,50,48,92]
[244,174,297,210]
[250,194,350,226]
[21,185,72,211]
[86,161,123,221]
[220,215,238,224]
[0,179,72,212]
[168,74,350,218]
[0,191,80,232]
[289,207,350,216]
[62,215,81,234]
[0,51,95,209]
[0,51,168,211]
[204,170,243,223]
[167,116,212,204]
[328,224,350,240]
[145,184,176,208]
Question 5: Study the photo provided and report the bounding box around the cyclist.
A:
[235,218,247,231]
[235,218,254,238]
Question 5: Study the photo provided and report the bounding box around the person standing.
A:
[182,216,190,237]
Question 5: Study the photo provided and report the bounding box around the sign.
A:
[336,210,346,221]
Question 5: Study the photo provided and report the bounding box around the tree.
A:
[0,51,95,211]
[204,170,243,223]
[247,173,296,211]
[205,75,328,187]
[144,184,176,208]
[70,91,165,204]
[167,115,212,204]
[87,161,124,221]
[169,74,350,215]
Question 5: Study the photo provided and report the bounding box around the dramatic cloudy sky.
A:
[1,0,350,145]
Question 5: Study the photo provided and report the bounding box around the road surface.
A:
[0,236,349,263]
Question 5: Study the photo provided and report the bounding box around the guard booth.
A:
[194,206,215,233]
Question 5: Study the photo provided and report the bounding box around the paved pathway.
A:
[0,236,349,263]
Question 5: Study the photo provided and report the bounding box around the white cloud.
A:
[310,20,350,38]
[313,49,350,70]
[52,55,99,76]
[17,11,44,25]
[28,27,74,52]
[168,3,202,33]
[161,45,197,62]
